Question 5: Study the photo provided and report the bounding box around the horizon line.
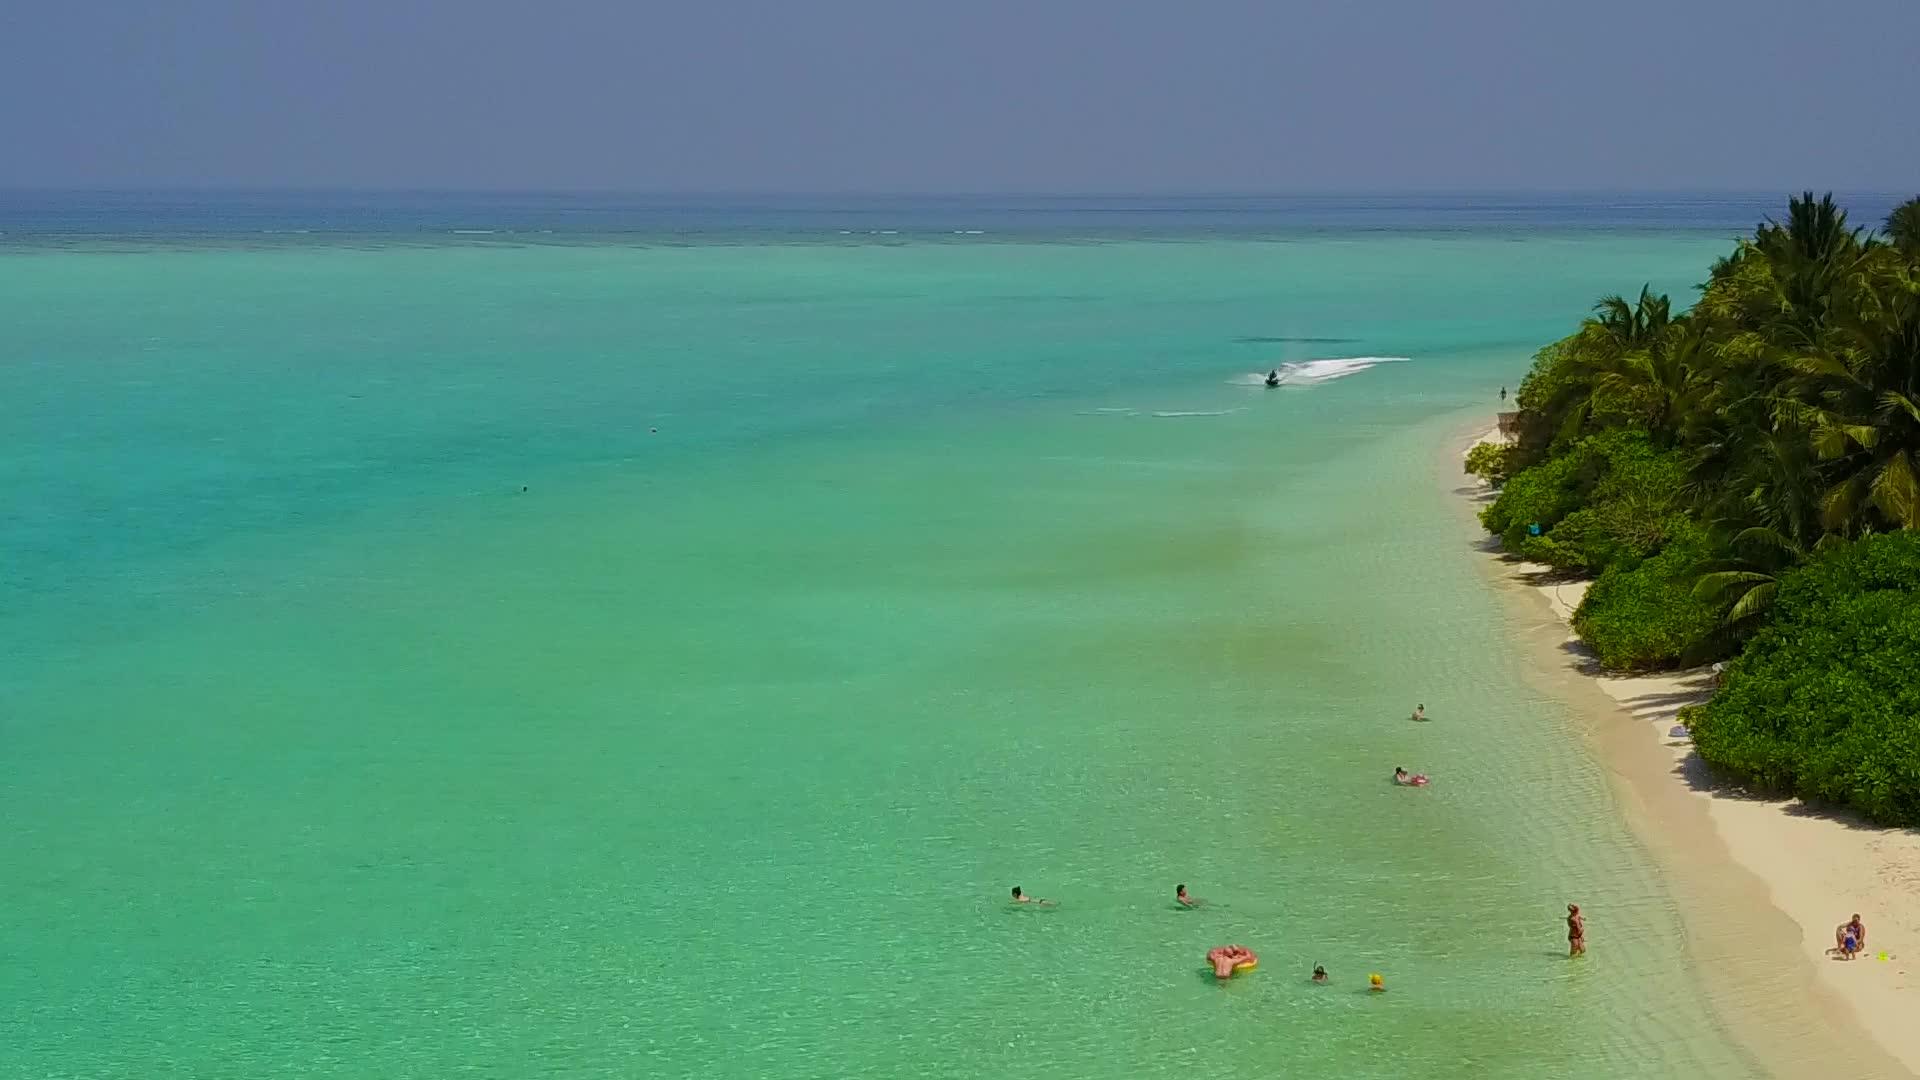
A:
[0,185,1908,199]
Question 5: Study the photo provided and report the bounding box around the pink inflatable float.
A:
[1207,945,1258,978]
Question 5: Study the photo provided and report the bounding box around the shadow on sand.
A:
[1671,752,1920,836]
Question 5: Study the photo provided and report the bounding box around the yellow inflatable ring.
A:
[1233,959,1257,973]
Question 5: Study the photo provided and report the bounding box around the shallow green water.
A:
[0,229,1798,1077]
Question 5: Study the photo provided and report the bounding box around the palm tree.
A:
[1589,319,1716,448]
[1548,287,1678,443]
[1887,197,1920,257]
[1755,192,1869,339]
[1691,417,1824,538]
[1585,286,1673,353]
[1790,258,1920,532]
[1764,192,1864,264]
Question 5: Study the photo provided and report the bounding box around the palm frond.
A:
[1725,581,1779,624]
[1692,570,1774,601]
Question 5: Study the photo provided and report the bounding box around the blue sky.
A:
[4,0,1916,191]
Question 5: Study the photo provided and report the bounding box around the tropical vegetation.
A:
[1685,532,1920,825]
[1470,192,1920,823]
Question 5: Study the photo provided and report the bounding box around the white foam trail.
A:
[1151,409,1242,418]
[1231,356,1411,387]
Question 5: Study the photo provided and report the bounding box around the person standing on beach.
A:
[1567,904,1586,957]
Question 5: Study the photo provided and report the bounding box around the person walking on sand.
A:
[1010,886,1055,906]
[1567,904,1586,957]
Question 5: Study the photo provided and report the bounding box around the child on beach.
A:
[1833,913,1866,959]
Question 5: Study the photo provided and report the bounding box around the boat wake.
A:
[1231,356,1411,387]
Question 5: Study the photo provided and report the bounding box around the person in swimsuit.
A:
[1411,704,1427,721]
[1835,913,1867,959]
[1176,884,1203,909]
[1567,903,1586,957]
[1368,973,1386,993]
[1010,886,1055,906]
[1311,964,1328,984]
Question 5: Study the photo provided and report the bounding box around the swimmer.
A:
[1567,903,1586,957]
[1368,973,1386,993]
[1500,386,1508,401]
[1010,886,1055,907]
[1176,884,1203,909]
[1265,369,1281,387]
[1393,767,1429,787]
[1411,704,1427,722]
[1311,964,1328,984]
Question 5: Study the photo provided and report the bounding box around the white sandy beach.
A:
[1462,424,1920,1077]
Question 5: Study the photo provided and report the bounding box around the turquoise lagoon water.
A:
[0,198,1836,1078]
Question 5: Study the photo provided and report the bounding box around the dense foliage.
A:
[1569,520,1721,670]
[1462,441,1514,486]
[1476,192,1920,822]
[1684,533,1920,824]
[1482,430,1691,573]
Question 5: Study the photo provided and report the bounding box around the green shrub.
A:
[1686,532,1920,825]
[1518,506,1685,573]
[1482,448,1587,549]
[1570,521,1723,670]
[1464,441,1515,486]
[1483,430,1687,571]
